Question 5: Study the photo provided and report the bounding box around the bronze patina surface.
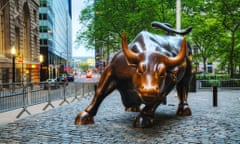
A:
[75,22,193,128]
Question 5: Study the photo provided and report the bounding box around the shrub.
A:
[196,73,230,80]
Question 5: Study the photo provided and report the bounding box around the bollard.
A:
[212,85,217,107]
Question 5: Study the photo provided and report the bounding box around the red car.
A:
[86,71,92,78]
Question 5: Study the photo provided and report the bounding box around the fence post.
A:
[212,85,218,107]
[16,83,31,118]
[82,83,85,97]
[71,82,80,102]
[189,72,196,92]
[43,82,55,110]
[86,83,92,97]
[27,86,31,105]
[59,81,70,105]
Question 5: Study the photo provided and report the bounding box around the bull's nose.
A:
[138,85,160,95]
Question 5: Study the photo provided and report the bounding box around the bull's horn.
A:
[122,32,139,65]
[151,21,192,35]
[164,38,187,66]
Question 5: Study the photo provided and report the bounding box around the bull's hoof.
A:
[125,106,141,112]
[176,104,192,116]
[74,111,94,125]
[133,114,154,128]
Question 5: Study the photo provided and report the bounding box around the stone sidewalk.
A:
[0,90,240,143]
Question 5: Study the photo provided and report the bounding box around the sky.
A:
[71,0,94,57]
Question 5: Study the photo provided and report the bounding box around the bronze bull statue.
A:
[75,22,193,128]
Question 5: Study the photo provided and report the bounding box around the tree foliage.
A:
[76,0,177,53]
[182,1,223,74]
[211,0,240,77]
[76,0,240,77]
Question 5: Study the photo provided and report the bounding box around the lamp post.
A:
[176,0,181,30]
[11,46,16,83]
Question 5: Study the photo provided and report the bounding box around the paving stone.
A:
[0,90,240,143]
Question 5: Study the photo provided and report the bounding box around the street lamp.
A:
[39,54,44,81]
[40,54,44,63]
[11,46,16,83]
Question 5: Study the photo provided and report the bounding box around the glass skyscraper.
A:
[39,0,72,80]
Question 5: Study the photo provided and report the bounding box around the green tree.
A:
[211,0,240,77]
[192,18,221,74]
[79,62,89,72]
[177,1,220,75]
[181,0,240,77]
[76,0,240,77]
[185,1,222,74]
[76,0,177,57]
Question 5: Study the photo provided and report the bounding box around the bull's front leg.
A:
[176,85,192,116]
[134,103,159,128]
[75,68,116,125]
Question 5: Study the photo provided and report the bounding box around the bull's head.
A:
[121,33,186,104]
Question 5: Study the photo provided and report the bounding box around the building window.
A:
[193,46,198,54]
[33,10,37,22]
[207,63,213,73]
[39,13,47,20]
[2,69,9,83]
[14,0,18,10]
[40,39,48,45]
[40,0,48,7]
[39,26,48,33]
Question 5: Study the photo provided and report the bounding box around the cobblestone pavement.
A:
[0,89,240,143]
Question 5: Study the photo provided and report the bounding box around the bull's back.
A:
[129,31,190,57]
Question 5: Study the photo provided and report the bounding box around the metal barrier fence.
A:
[197,79,240,89]
[1,79,238,118]
[0,81,97,118]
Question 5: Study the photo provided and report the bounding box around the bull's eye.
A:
[137,62,146,73]
[159,72,165,77]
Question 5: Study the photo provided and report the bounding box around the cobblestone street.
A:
[0,90,240,143]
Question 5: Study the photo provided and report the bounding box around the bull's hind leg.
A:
[176,83,192,116]
[176,57,192,116]
[75,67,116,125]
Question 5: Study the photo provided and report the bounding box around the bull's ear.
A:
[122,32,139,66]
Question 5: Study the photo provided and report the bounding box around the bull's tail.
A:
[151,21,192,36]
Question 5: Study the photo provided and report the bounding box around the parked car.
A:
[57,73,68,82]
[67,73,74,82]
[44,78,59,89]
[57,73,68,86]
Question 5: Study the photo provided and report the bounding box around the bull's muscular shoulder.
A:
[129,31,186,57]
[110,52,136,79]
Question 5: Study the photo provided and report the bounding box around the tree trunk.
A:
[203,57,207,79]
[229,31,235,78]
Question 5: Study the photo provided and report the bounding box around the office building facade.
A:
[0,0,40,83]
[39,0,72,81]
